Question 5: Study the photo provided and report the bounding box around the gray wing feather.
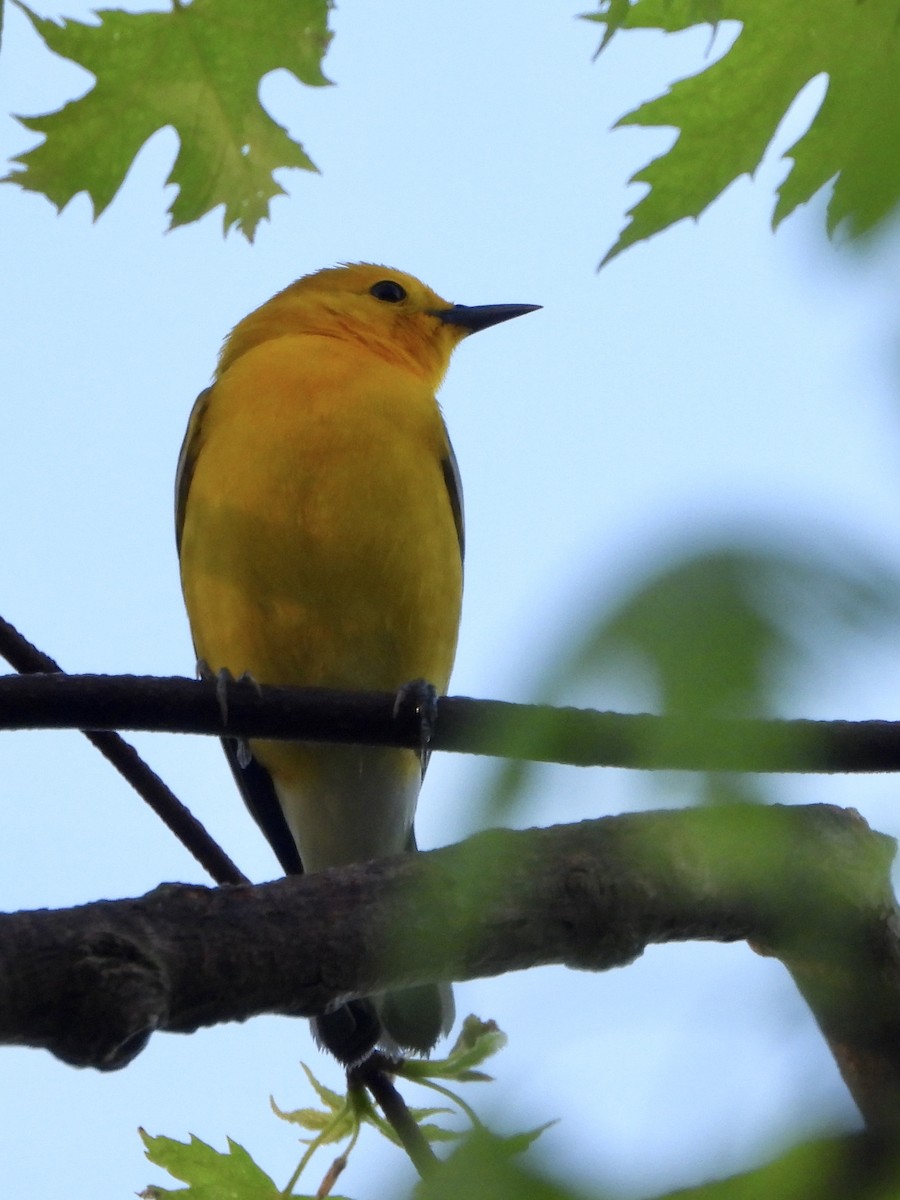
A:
[174,386,213,555]
[440,423,465,564]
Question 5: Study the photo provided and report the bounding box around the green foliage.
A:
[660,1134,900,1199]
[139,1019,548,1198]
[587,0,900,263]
[591,0,724,52]
[413,1127,594,1200]
[398,1014,508,1086]
[4,0,331,239]
[272,1059,458,1158]
[139,1130,283,1199]
[273,1017,525,1159]
[492,533,900,812]
[7,1,900,254]
[560,542,897,717]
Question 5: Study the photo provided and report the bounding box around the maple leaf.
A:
[587,0,900,264]
[139,1130,286,1199]
[5,0,332,239]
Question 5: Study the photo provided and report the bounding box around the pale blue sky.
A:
[3,3,900,1197]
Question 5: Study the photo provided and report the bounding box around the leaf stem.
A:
[280,1099,356,1197]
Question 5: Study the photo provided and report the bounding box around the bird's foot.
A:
[197,662,262,763]
[393,678,439,769]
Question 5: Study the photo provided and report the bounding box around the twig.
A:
[3,668,900,774]
[350,1053,438,1177]
[0,616,247,886]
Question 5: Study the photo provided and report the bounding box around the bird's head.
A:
[217,263,539,390]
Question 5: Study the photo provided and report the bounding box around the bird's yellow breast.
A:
[178,333,463,697]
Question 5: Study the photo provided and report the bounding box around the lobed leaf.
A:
[587,0,900,263]
[140,1129,282,1199]
[5,0,332,239]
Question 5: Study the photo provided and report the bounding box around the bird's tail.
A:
[379,980,455,1056]
[313,981,455,1065]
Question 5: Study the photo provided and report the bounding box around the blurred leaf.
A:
[411,1120,465,1144]
[493,533,900,812]
[399,1015,508,1082]
[559,542,899,713]
[584,0,900,264]
[658,1133,900,1199]
[139,1129,282,1199]
[414,1127,596,1200]
[395,1017,555,1153]
[499,1121,560,1155]
[5,0,331,238]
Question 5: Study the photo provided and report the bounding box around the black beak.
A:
[433,302,541,334]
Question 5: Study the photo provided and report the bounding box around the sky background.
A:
[3,2,900,1197]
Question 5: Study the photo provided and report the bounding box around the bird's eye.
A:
[369,280,407,303]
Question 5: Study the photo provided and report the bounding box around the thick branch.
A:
[2,804,898,1136]
[3,672,900,772]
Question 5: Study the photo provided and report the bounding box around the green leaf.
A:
[491,533,900,811]
[500,1121,559,1155]
[392,1018,553,1149]
[587,0,900,263]
[414,1128,587,1200]
[561,541,898,715]
[582,0,634,52]
[399,1016,508,1081]
[584,0,724,52]
[646,1133,900,1198]
[270,1100,343,1136]
[297,1062,345,1113]
[139,1129,282,1199]
[5,0,332,239]
[411,1121,464,1145]
[271,1063,359,1146]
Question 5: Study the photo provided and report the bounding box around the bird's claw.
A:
[393,678,439,768]
[196,661,262,734]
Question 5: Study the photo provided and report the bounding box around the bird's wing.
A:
[222,739,304,874]
[175,385,305,874]
[440,422,465,565]
[174,386,212,555]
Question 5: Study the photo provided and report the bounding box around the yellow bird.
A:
[175,263,538,1063]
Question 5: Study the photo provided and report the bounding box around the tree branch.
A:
[351,1054,439,1176]
[2,804,898,1138]
[2,671,900,773]
[0,618,246,885]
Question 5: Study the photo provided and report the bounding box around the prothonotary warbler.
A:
[175,262,539,1063]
